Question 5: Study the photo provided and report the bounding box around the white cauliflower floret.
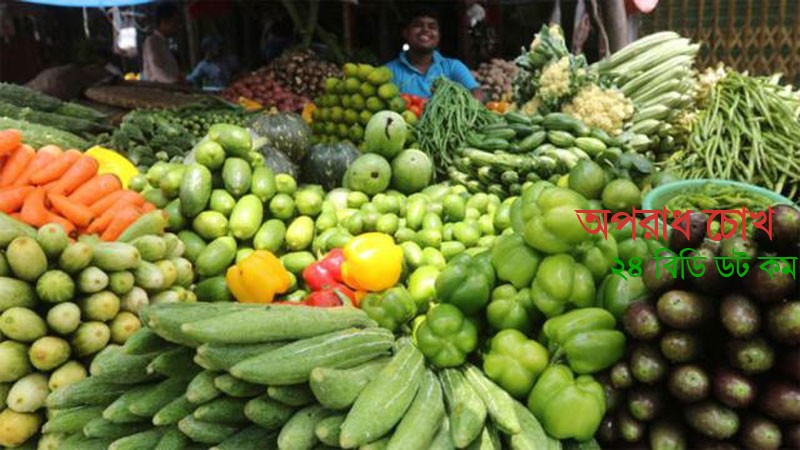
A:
[539,56,572,101]
[562,85,634,135]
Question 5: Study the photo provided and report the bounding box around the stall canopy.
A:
[21,0,156,6]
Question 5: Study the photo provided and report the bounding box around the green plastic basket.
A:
[642,179,797,211]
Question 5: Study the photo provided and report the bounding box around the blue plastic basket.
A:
[643,179,798,211]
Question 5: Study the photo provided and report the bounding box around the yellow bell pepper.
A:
[84,146,139,189]
[226,250,292,303]
[340,232,403,292]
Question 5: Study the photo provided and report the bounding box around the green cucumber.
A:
[466,424,502,450]
[547,130,576,148]
[117,210,169,243]
[519,131,547,152]
[131,235,167,262]
[482,128,516,140]
[193,276,231,302]
[504,112,533,125]
[508,402,550,450]
[196,342,286,372]
[142,188,169,208]
[177,231,206,264]
[134,261,165,291]
[36,223,69,259]
[123,328,170,355]
[59,434,114,450]
[164,199,186,232]
[147,346,199,378]
[0,277,35,312]
[6,236,47,281]
[77,266,108,294]
[128,377,190,417]
[462,364,520,435]
[315,413,346,447]
[109,271,135,296]
[309,357,389,410]
[574,137,607,156]
[88,345,157,384]
[243,395,296,430]
[181,305,376,344]
[253,219,286,252]
[478,138,509,151]
[101,384,154,424]
[386,369,445,450]
[222,157,252,197]
[82,418,150,439]
[155,426,190,450]
[440,368,487,447]
[193,397,249,424]
[109,428,166,450]
[178,416,239,445]
[250,166,277,202]
[145,302,258,347]
[214,374,263,398]
[280,251,316,274]
[210,189,237,216]
[45,377,130,409]
[339,339,425,448]
[360,437,391,450]
[195,236,237,278]
[542,113,587,135]
[230,327,394,385]
[277,404,332,450]
[211,424,277,450]
[285,216,315,251]
[42,406,104,433]
[208,124,252,158]
[90,242,141,272]
[172,257,194,287]
[186,370,222,405]
[429,417,455,450]
[153,396,195,426]
[180,163,213,218]
[229,194,263,240]
[267,384,315,407]
[58,242,93,274]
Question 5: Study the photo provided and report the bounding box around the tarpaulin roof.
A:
[21,0,156,7]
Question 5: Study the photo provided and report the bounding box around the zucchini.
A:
[230,327,394,385]
[314,413,346,447]
[211,424,277,450]
[181,304,376,344]
[147,346,199,378]
[82,417,150,439]
[178,416,239,445]
[186,370,222,405]
[213,374,263,398]
[46,377,130,409]
[339,339,425,448]
[462,364,520,435]
[88,345,157,384]
[128,377,190,417]
[109,427,167,450]
[243,395,296,430]
[102,384,155,424]
[386,369,445,450]
[546,130,576,148]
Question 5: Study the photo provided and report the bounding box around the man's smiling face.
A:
[404,16,440,53]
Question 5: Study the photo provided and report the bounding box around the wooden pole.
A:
[600,0,629,53]
[343,1,354,56]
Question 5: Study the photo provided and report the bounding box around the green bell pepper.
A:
[416,303,478,368]
[542,308,626,374]
[530,254,596,318]
[435,251,496,316]
[490,234,541,289]
[483,329,548,399]
[527,365,606,441]
[406,265,440,313]
[486,284,539,334]
[596,272,648,320]
[573,234,618,282]
[360,286,418,332]
[522,185,591,254]
[617,236,650,264]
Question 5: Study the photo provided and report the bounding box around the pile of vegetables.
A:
[414,78,499,176]
[263,48,343,99]
[222,72,309,113]
[100,110,197,170]
[310,63,408,147]
[665,70,800,200]
[0,215,190,448]
[0,133,157,241]
[146,104,253,140]
[472,58,518,103]
[597,205,800,449]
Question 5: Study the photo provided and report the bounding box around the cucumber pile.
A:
[0,214,193,448]
[450,112,624,197]
[42,301,580,450]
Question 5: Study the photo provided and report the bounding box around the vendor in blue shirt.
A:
[386,8,484,101]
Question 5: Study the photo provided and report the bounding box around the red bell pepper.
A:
[302,248,345,291]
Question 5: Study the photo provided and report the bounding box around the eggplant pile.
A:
[599,205,800,449]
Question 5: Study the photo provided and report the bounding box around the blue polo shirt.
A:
[385,50,479,99]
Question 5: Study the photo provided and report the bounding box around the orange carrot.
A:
[46,211,76,236]
[30,149,81,185]
[68,173,122,206]
[0,130,22,156]
[9,212,21,220]
[139,202,156,213]
[0,145,35,187]
[20,187,49,227]
[0,185,34,213]
[101,205,141,241]
[87,201,129,234]
[46,156,98,196]
[89,190,144,216]
[12,146,62,187]
[48,193,94,228]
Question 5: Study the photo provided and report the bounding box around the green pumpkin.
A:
[302,142,360,190]
[262,146,299,179]
[249,113,311,162]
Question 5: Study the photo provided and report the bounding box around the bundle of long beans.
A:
[414,77,499,177]
[666,71,800,200]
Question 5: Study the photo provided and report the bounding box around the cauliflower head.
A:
[562,84,634,135]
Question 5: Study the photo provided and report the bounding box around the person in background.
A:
[385,7,483,101]
[187,36,231,90]
[142,2,182,83]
